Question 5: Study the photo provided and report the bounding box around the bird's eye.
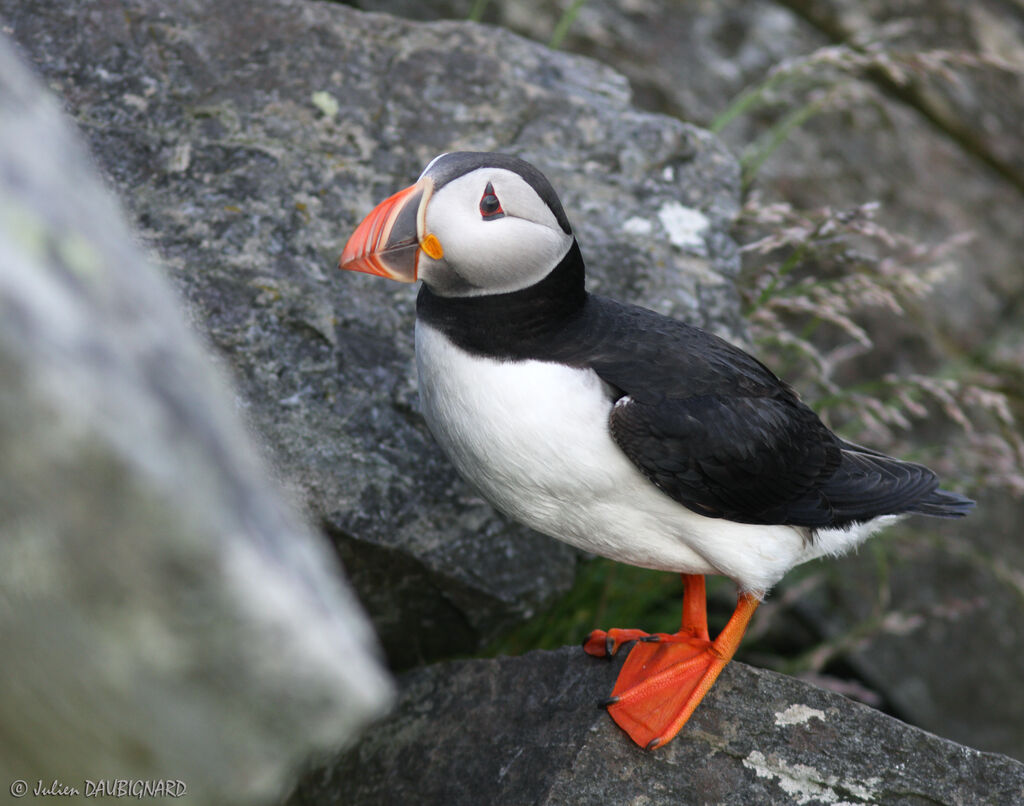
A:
[479,182,505,220]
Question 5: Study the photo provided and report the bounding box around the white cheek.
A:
[454,219,562,274]
[427,214,570,294]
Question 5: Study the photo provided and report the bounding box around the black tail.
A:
[908,487,975,519]
[820,440,976,525]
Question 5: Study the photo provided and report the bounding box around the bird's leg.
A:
[588,574,760,750]
[678,573,710,641]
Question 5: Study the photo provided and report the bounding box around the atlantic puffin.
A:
[338,151,974,750]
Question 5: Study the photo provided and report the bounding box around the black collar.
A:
[416,240,587,360]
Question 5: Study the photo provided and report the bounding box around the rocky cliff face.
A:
[3,1,1022,804]
[349,0,1024,762]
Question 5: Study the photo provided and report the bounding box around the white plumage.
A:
[416,319,893,595]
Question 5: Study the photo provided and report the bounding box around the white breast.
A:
[414,320,867,594]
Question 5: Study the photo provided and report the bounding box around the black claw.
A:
[639,635,661,642]
[645,737,662,751]
[599,696,620,708]
[605,635,615,657]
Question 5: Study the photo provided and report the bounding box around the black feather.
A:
[417,240,975,529]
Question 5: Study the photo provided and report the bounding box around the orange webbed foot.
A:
[604,633,729,750]
[588,575,759,750]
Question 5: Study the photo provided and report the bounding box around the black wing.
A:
[608,392,848,525]
[570,297,957,528]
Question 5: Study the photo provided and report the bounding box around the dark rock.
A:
[289,646,1024,806]
[785,0,1024,192]
[350,0,810,128]
[0,32,390,804]
[793,506,1024,763]
[2,0,742,666]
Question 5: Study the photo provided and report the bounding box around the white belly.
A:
[414,321,874,594]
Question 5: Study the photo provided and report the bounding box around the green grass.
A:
[483,558,741,658]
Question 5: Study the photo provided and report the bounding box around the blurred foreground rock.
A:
[2,0,741,666]
[289,646,1024,806]
[0,35,391,805]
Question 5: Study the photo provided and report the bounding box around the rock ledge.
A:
[290,647,1024,806]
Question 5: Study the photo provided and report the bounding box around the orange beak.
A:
[339,178,435,283]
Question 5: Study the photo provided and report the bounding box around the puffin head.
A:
[340,152,575,297]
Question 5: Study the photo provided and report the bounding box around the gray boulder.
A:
[289,647,1024,806]
[2,0,742,665]
[0,32,390,805]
